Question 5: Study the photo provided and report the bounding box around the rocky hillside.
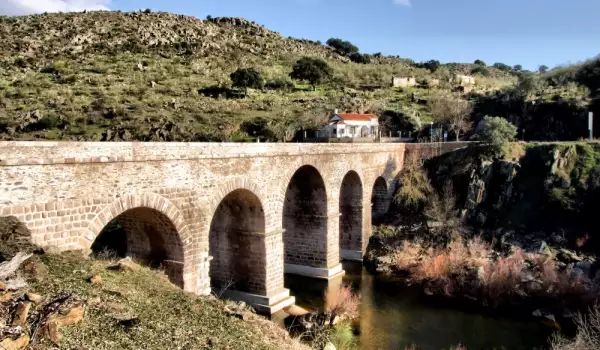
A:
[425,142,600,249]
[0,12,338,65]
[0,10,518,142]
[0,248,306,350]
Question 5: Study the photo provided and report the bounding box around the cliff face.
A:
[427,142,600,245]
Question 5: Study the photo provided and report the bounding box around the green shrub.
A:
[264,78,294,92]
[328,323,357,350]
[472,116,517,149]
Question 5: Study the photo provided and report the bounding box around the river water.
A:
[280,262,554,350]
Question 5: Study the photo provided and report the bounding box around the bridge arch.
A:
[209,189,267,295]
[339,171,363,259]
[371,176,389,224]
[87,193,190,288]
[283,165,328,268]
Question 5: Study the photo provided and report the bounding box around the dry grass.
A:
[481,249,526,303]
[324,284,360,318]
[394,241,422,270]
[529,253,559,286]
[414,252,453,280]
[551,303,600,350]
[388,235,592,306]
[466,237,490,267]
[16,252,305,350]
[528,253,588,296]
[406,237,490,282]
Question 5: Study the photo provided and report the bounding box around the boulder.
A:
[575,261,592,277]
[43,306,85,344]
[12,301,31,326]
[538,241,552,256]
[26,292,44,304]
[108,257,141,273]
[558,249,583,263]
[570,268,585,279]
[0,292,13,302]
[0,335,29,350]
[89,275,102,285]
[224,301,255,320]
[0,281,6,291]
[520,272,535,283]
[323,342,336,350]
[283,304,310,317]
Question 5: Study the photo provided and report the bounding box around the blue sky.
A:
[4,0,600,70]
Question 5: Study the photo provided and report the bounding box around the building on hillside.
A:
[326,110,379,139]
[452,74,476,85]
[392,76,417,88]
[428,78,441,87]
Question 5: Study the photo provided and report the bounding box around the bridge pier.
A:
[222,288,295,315]
[284,211,345,279]
[340,249,363,262]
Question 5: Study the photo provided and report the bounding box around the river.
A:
[278,262,554,350]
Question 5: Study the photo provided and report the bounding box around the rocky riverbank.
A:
[364,227,600,327]
[366,142,600,328]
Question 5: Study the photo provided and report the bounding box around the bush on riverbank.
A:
[366,220,599,315]
[324,284,359,319]
[551,303,600,350]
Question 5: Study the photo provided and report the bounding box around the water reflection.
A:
[282,262,553,350]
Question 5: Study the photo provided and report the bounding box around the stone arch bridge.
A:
[0,142,466,313]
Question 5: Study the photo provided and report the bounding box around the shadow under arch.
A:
[283,165,328,268]
[339,171,364,260]
[208,189,267,295]
[371,176,389,225]
[91,206,185,288]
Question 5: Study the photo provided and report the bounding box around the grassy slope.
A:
[0,11,516,142]
[24,252,305,350]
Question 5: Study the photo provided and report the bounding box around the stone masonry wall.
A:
[0,141,407,300]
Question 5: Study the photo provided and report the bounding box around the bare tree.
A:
[424,182,465,243]
[428,93,473,141]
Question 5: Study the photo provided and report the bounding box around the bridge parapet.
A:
[0,141,406,166]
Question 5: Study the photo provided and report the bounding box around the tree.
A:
[419,60,441,73]
[493,62,512,72]
[428,93,473,141]
[326,38,359,57]
[516,72,543,97]
[538,65,549,74]
[290,57,332,90]
[513,64,523,72]
[471,66,490,76]
[472,116,517,148]
[575,58,600,95]
[349,53,371,64]
[474,59,487,66]
[230,68,263,97]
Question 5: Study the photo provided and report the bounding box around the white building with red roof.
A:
[326,110,379,139]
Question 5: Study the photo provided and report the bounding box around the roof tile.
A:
[337,113,377,122]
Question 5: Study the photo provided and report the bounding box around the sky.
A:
[1,0,599,70]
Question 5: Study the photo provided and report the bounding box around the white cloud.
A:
[0,0,110,16]
[394,0,412,7]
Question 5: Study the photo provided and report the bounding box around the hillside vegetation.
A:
[0,249,306,350]
[0,10,597,143]
[0,10,519,142]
